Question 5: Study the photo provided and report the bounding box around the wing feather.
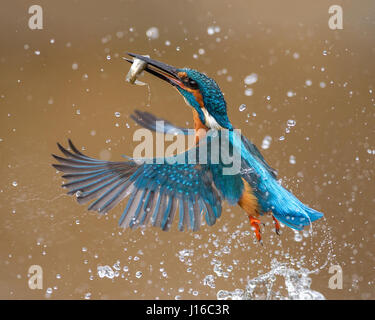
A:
[52,140,227,232]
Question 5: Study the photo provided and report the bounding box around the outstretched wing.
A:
[130,110,192,135]
[131,109,277,178]
[52,140,222,231]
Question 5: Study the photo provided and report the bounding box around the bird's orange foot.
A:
[272,215,281,235]
[249,215,262,244]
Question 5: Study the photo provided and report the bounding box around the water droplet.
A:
[289,155,296,165]
[34,50,40,55]
[239,104,247,112]
[207,26,215,35]
[244,88,253,96]
[146,27,159,39]
[135,271,142,278]
[198,48,205,55]
[116,31,124,39]
[72,63,78,70]
[287,119,296,127]
[114,112,121,118]
[294,232,303,242]
[261,136,272,150]
[244,73,258,85]
[45,288,52,298]
[305,79,312,86]
[203,274,216,288]
[12,181,18,187]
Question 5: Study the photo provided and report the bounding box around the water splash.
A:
[217,259,325,300]
[97,265,115,279]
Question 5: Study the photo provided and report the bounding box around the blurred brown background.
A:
[0,0,374,299]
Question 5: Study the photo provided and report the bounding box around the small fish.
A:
[126,56,149,86]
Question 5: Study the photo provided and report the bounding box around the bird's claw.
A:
[249,215,262,243]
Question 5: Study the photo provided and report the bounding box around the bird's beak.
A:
[124,52,184,88]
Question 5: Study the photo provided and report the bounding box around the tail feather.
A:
[232,131,324,231]
[270,188,324,231]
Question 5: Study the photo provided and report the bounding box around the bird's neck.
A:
[192,109,209,144]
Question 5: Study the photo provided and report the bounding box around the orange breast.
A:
[238,178,260,217]
[192,109,208,144]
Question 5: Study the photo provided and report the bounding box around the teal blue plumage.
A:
[130,112,323,230]
[229,130,323,229]
[52,54,323,237]
[53,137,238,232]
[178,69,233,129]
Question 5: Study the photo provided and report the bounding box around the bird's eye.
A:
[188,79,198,88]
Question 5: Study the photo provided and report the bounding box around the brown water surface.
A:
[0,0,374,299]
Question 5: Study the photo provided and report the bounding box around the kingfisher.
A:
[52,53,323,243]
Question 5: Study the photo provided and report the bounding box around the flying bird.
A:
[52,53,323,242]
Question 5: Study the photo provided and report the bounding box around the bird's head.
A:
[125,53,232,130]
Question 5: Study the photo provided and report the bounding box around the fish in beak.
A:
[124,52,185,88]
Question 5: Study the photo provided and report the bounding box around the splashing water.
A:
[217,259,325,300]
[97,265,115,279]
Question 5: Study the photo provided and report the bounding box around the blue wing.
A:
[131,110,193,136]
[130,110,323,230]
[52,140,224,231]
[131,109,277,178]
